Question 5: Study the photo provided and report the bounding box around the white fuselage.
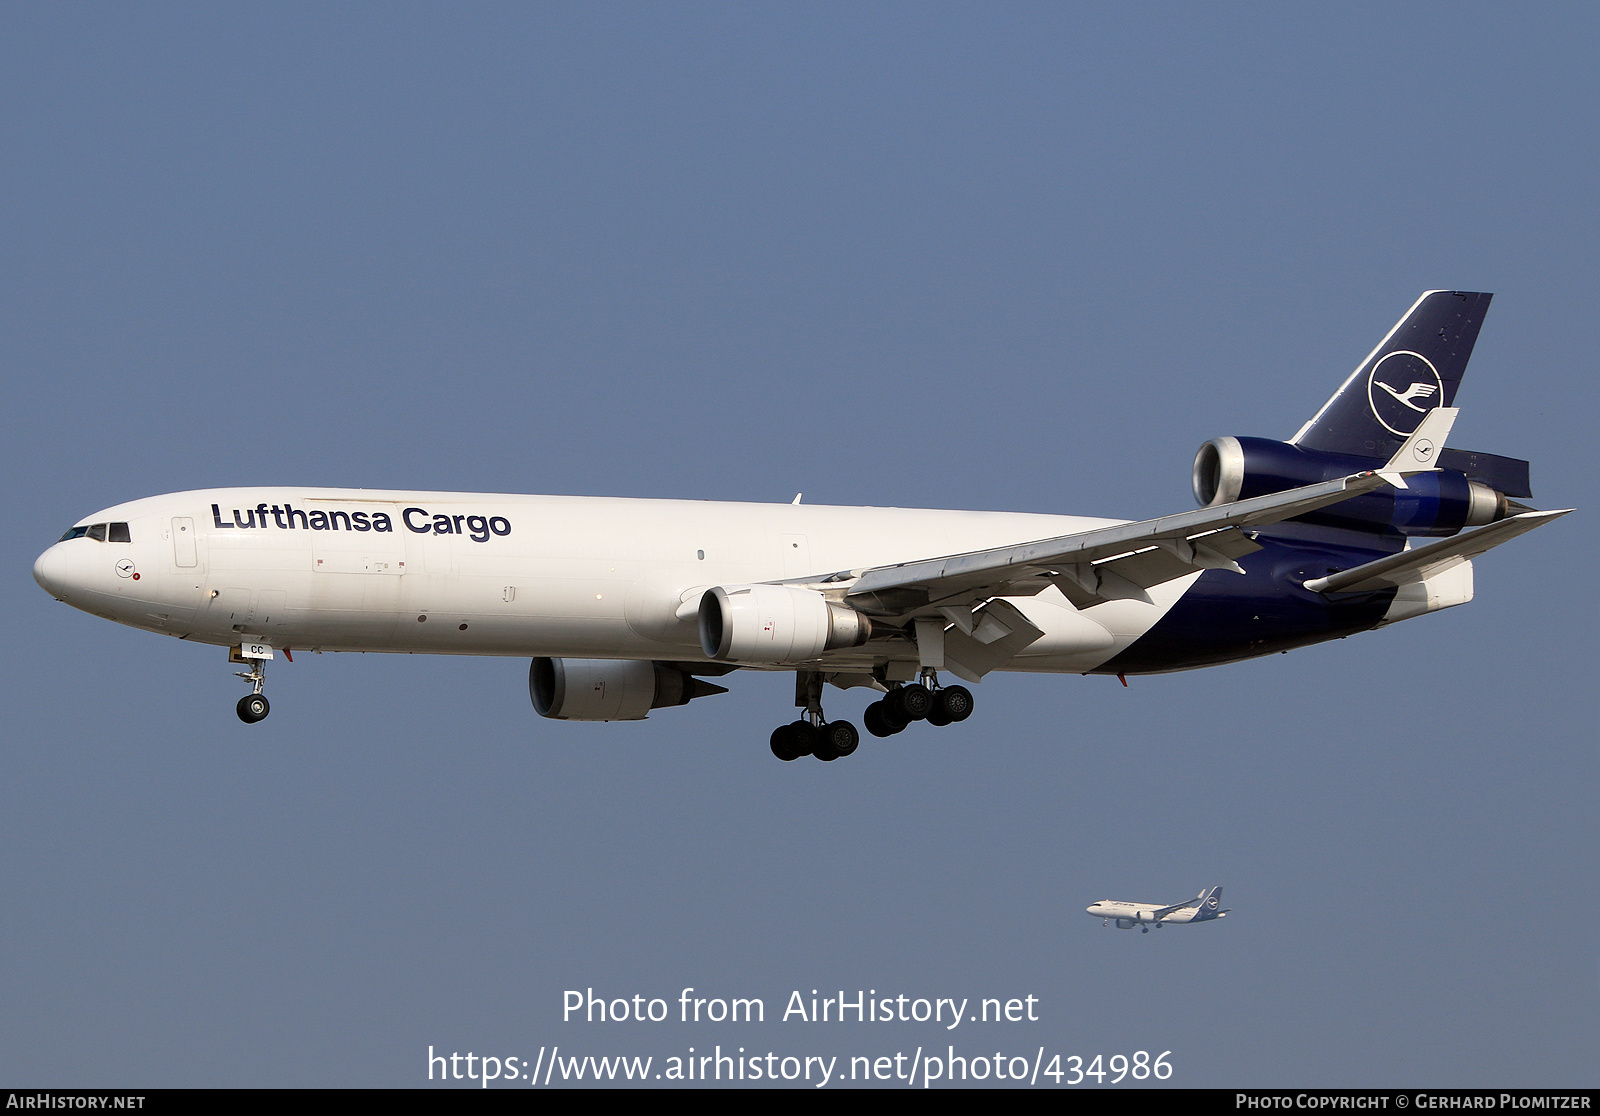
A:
[1086,900,1204,926]
[32,488,1199,675]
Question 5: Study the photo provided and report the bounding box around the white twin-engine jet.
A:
[1088,887,1229,932]
[35,292,1568,762]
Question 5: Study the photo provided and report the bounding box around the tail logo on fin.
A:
[1367,351,1443,436]
[1375,380,1438,410]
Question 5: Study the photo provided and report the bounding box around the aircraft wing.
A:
[1152,896,1206,919]
[1303,508,1571,594]
[845,472,1392,615]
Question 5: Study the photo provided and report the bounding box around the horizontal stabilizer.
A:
[1304,509,1570,594]
[1437,448,1532,498]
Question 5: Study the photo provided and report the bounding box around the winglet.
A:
[1377,407,1459,488]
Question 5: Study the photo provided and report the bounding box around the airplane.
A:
[1088,887,1229,932]
[33,291,1570,761]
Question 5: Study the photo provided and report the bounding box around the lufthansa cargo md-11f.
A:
[34,292,1569,760]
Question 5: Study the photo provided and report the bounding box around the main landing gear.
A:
[771,670,861,762]
[861,680,973,738]
[769,670,975,762]
[232,647,271,724]
[770,718,860,763]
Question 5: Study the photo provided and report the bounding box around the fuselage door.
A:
[172,517,197,567]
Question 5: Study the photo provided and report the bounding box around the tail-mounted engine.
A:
[1193,436,1523,537]
[530,658,727,721]
[698,584,872,665]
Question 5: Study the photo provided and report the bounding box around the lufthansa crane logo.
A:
[1367,351,1443,436]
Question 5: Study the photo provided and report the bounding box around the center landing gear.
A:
[862,677,973,738]
[231,646,272,723]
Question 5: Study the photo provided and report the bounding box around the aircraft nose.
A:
[33,544,69,598]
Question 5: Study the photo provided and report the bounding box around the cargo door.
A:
[311,532,406,645]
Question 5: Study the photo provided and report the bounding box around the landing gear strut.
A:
[770,671,861,762]
[232,647,271,723]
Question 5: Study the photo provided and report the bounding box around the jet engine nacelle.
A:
[698,584,872,665]
[1115,918,1136,929]
[529,658,719,721]
[1193,435,1509,537]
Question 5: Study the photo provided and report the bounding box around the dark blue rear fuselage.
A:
[1102,530,1401,674]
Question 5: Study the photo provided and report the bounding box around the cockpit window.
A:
[58,522,130,542]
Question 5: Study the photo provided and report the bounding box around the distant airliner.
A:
[34,292,1568,760]
[1089,887,1229,932]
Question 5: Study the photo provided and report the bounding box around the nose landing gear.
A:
[230,644,273,723]
[237,693,270,723]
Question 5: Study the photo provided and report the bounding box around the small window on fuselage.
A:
[108,522,131,543]
[86,524,108,542]
[58,525,90,542]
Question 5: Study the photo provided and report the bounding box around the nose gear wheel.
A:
[237,694,270,723]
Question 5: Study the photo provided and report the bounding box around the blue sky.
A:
[2,3,1594,1087]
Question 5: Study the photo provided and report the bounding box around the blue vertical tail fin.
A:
[1291,291,1493,460]
[1196,886,1227,920]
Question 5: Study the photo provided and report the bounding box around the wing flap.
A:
[1061,526,1264,607]
[1304,509,1571,594]
[846,472,1389,614]
[942,599,1045,682]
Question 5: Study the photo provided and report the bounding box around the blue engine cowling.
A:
[1193,436,1508,537]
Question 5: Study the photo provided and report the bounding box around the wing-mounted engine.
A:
[529,658,728,721]
[698,584,872,665]
[1193,436,1522,537]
